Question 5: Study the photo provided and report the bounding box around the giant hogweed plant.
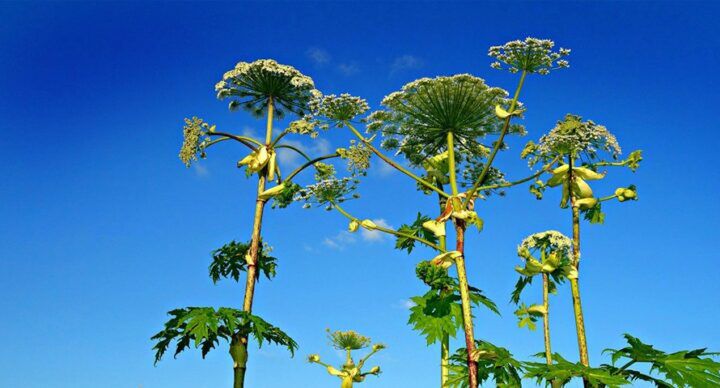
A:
[295,38,571,387]
[152,60,346,388]
[307,330,384,388]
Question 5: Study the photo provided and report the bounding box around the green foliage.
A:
[208,240,277,283]
[415,261,455,290]
[408,286,498,346]
[583,201,605,224]
[408,291,463,345]
[524,353,630,387]
[514,303,544,331]
[448,340,523,387]
[151,307,297,364]
[395,213,439,253]
[602,334,720,387]
[271,181,302,209]
[510,276,533,304]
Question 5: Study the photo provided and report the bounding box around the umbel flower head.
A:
[215,59,320,118]
[367,74,516,165]
[489,37,570,75]
[179,116,213,167]
[516,230,575,278]
[328,329,372,350]
[533,114,622,163]
[290,93,370,135]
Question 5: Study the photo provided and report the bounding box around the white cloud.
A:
[377,160,396,176]
[360,218,393,242]
[337,62,360,76]
[306,47,330,65]
[277,138,332,169]
[193,164,209,177]
[390,55,423,74]
[323,231,357,250]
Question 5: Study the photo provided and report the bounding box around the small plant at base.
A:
[307,330,384,388]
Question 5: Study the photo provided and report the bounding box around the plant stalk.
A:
[542,273,561,388]
[447,133,478,387]
[568,156,590,387]
[236,98,275,388]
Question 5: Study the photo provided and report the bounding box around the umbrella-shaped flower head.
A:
[366,74,515,165]
[532,114,622,164]
[489,37,570,75]
[328,329,372,351]
[215,59,319,118]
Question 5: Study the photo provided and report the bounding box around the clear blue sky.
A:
[1,2,719,387]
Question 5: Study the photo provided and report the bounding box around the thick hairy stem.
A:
[237,99,275,388]
[542,273,552,365]
[441,333,449,387]
[568,156,590,386]
[229,337,249,388]
[341,376,354,388]
[454,225,478,388]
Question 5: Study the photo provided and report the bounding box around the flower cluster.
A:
[215,59,320,118]
[310,93,369,124]
[179,117,212,167]
[327,329,372,350]
[295,176,360,208]
[337,140,371,174]
[287,118,319,138]
[489,37,570,75]
[534,114,622,162]
[366,74,513,165]
[518,230,572,257]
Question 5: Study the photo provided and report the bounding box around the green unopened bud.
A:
[572,177,594,198]
[574,197,597,209]
[360,220,377,230]
[573,167,605,180]
[349,220,360,232]
[326,366,344,377]
[308,354,321,363]
[266,151,277,181]
[623,189,637,199]
[369,366,381,374]
[528,304,547,315]
[258,183,286,200]
[372,343,386,351]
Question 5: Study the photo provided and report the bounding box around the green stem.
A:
[208,131,261,150]
[568,155,590,387]
[447,132,478,387]
[237,98,275,388]
[229,337,248,388]
[542,273,561,388]
[284,153,340,182]
[344,122,449,198]
[474,156,559,192]
[341,376,354,388]
[275,144,312,161]
[464,70,527,205]
[331,202,444,251]
[435,184,450,388]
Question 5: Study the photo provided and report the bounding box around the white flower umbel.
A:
[536,114,622,161]
[489,37,570,75]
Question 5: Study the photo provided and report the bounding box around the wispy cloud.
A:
[306,47,331,65]
[337,62,360,76]
[323,231,357,250]
[193,164,209,177]
[390,55,423,74]
[276,138,332,169]
[360,218,393,242]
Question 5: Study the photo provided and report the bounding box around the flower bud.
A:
[369,366,381,374]
[348,220,360,232]
[308,354,321,363]
[360,219,377,230]
[258,183,286,200]
[422,220,446,237]
[430,251,462,269]
[528,304,547,315]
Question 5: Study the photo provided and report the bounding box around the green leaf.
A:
[603,334,720,387]
[523,353,630,387]
[583,201,605,224]
[208,240,277,283]
[151,307,297,364]
[510,276,533,304]
[448,340,523,388]
[395,213,439,253]
[407,291,463,345]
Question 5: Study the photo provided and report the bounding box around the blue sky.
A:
[1,2,719,387]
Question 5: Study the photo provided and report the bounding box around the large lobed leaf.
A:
[208,240,277,283]
[395,213,439,254]
[447,340,523,388]
[523,353,630,387]
[603,334,720,387]
[151,307,297,364]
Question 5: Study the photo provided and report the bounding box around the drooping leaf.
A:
[523,353,630,387]
[151,307,297,364]
[603,334,720,387]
